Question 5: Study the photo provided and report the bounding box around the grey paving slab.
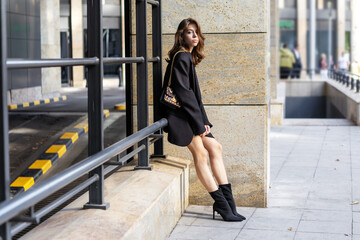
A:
[301,209,352,222]
[294,232,352,240]
[168,125,360,239]
[307,191,352,202]
[354,222,360,235]
[305,198,353,211]
[167,225,241,240]
[243,217,299,231]
[251,208,303,220]
[354,212,360,222]
[191,215,247,229]
[235,229,295,240]
[297,220,352,234]
[282,160,318,168]
[267,197,307,208]
[353,235,360,240]
[313,167,352,182]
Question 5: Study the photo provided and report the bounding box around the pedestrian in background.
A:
[280,43,295,79]
[291,44,302,79]
[320,53,328,79]
[338,51,349,72]
[160,18,245,222]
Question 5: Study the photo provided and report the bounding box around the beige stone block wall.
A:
[132,33,268,105]
[131,0,270,207]
[71,0,85,87]
[162,0,267,34]
[164,106,268,207]
[270,102,283,126]
[270,0,279,100]
[40,0,61,95]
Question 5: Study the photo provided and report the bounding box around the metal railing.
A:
[0,0,164,239]
[328,69,360,93]
[0,118,167,236]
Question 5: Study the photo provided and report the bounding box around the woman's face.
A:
[183,23,198,51]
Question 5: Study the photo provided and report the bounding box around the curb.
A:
[10,110,110,196]
[114,103,126,110]
[8,96,67,110]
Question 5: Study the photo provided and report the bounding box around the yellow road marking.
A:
[11,177,34,191]
[74,123,88,133]
[114,104,126,110]
[29,160,52,174]
[8,104,17,110]
[60,132,79,143]
[46,145,67,158]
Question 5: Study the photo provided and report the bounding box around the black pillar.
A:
[0,0,11,238]
[84,0,109,210]
[134,0,151,170]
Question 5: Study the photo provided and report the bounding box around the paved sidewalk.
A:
[167,120,360,240]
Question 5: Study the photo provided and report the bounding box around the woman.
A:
[320,53,328,80]
[160,18,245,222]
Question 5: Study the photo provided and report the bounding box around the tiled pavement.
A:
[167,119,360,240]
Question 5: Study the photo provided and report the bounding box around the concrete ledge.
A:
[270,99,284,125]
[270,81,285,126]
[326,80,360,125]
[21,156,190,240]
[8,96,67,110]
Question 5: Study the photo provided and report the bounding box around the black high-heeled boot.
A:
[219,183,246,220]
[209,189,243,222]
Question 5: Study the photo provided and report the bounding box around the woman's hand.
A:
[200,125,211,137]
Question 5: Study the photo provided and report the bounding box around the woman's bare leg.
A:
[187,136,218,192]
[202,137,229,185]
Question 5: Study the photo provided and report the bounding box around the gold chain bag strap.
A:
[160,51,184,109]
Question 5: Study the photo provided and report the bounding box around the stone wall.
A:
[160,0,270,207]
[40,0,61,96]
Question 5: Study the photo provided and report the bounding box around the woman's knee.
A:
[193,149,208,166]
[208,142,222,156]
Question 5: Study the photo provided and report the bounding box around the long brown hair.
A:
[167,18,205,66]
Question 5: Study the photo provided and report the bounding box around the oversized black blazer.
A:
[160,52,212,147]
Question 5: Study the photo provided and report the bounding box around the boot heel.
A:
[213,209,215,219]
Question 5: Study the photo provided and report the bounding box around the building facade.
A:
[279,0,359,73]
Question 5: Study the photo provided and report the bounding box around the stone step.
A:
[20,157,190,240]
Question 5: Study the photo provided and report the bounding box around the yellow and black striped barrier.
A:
[114,103,126,111]
[10,109,109,196]
[8,96,67,110]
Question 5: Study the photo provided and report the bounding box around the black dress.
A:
[160,52,213,147]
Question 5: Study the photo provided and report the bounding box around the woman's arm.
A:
[172,53,206,135]
[199,102,212,127]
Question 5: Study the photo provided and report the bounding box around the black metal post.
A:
[134,0,151,170]
[357,80,360,93]
[125,0,134,158]
[346,76,350,87]
[351,78,355,90]
[0,0,10,238]
[151,0,165,159]
[84,0,109,210]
